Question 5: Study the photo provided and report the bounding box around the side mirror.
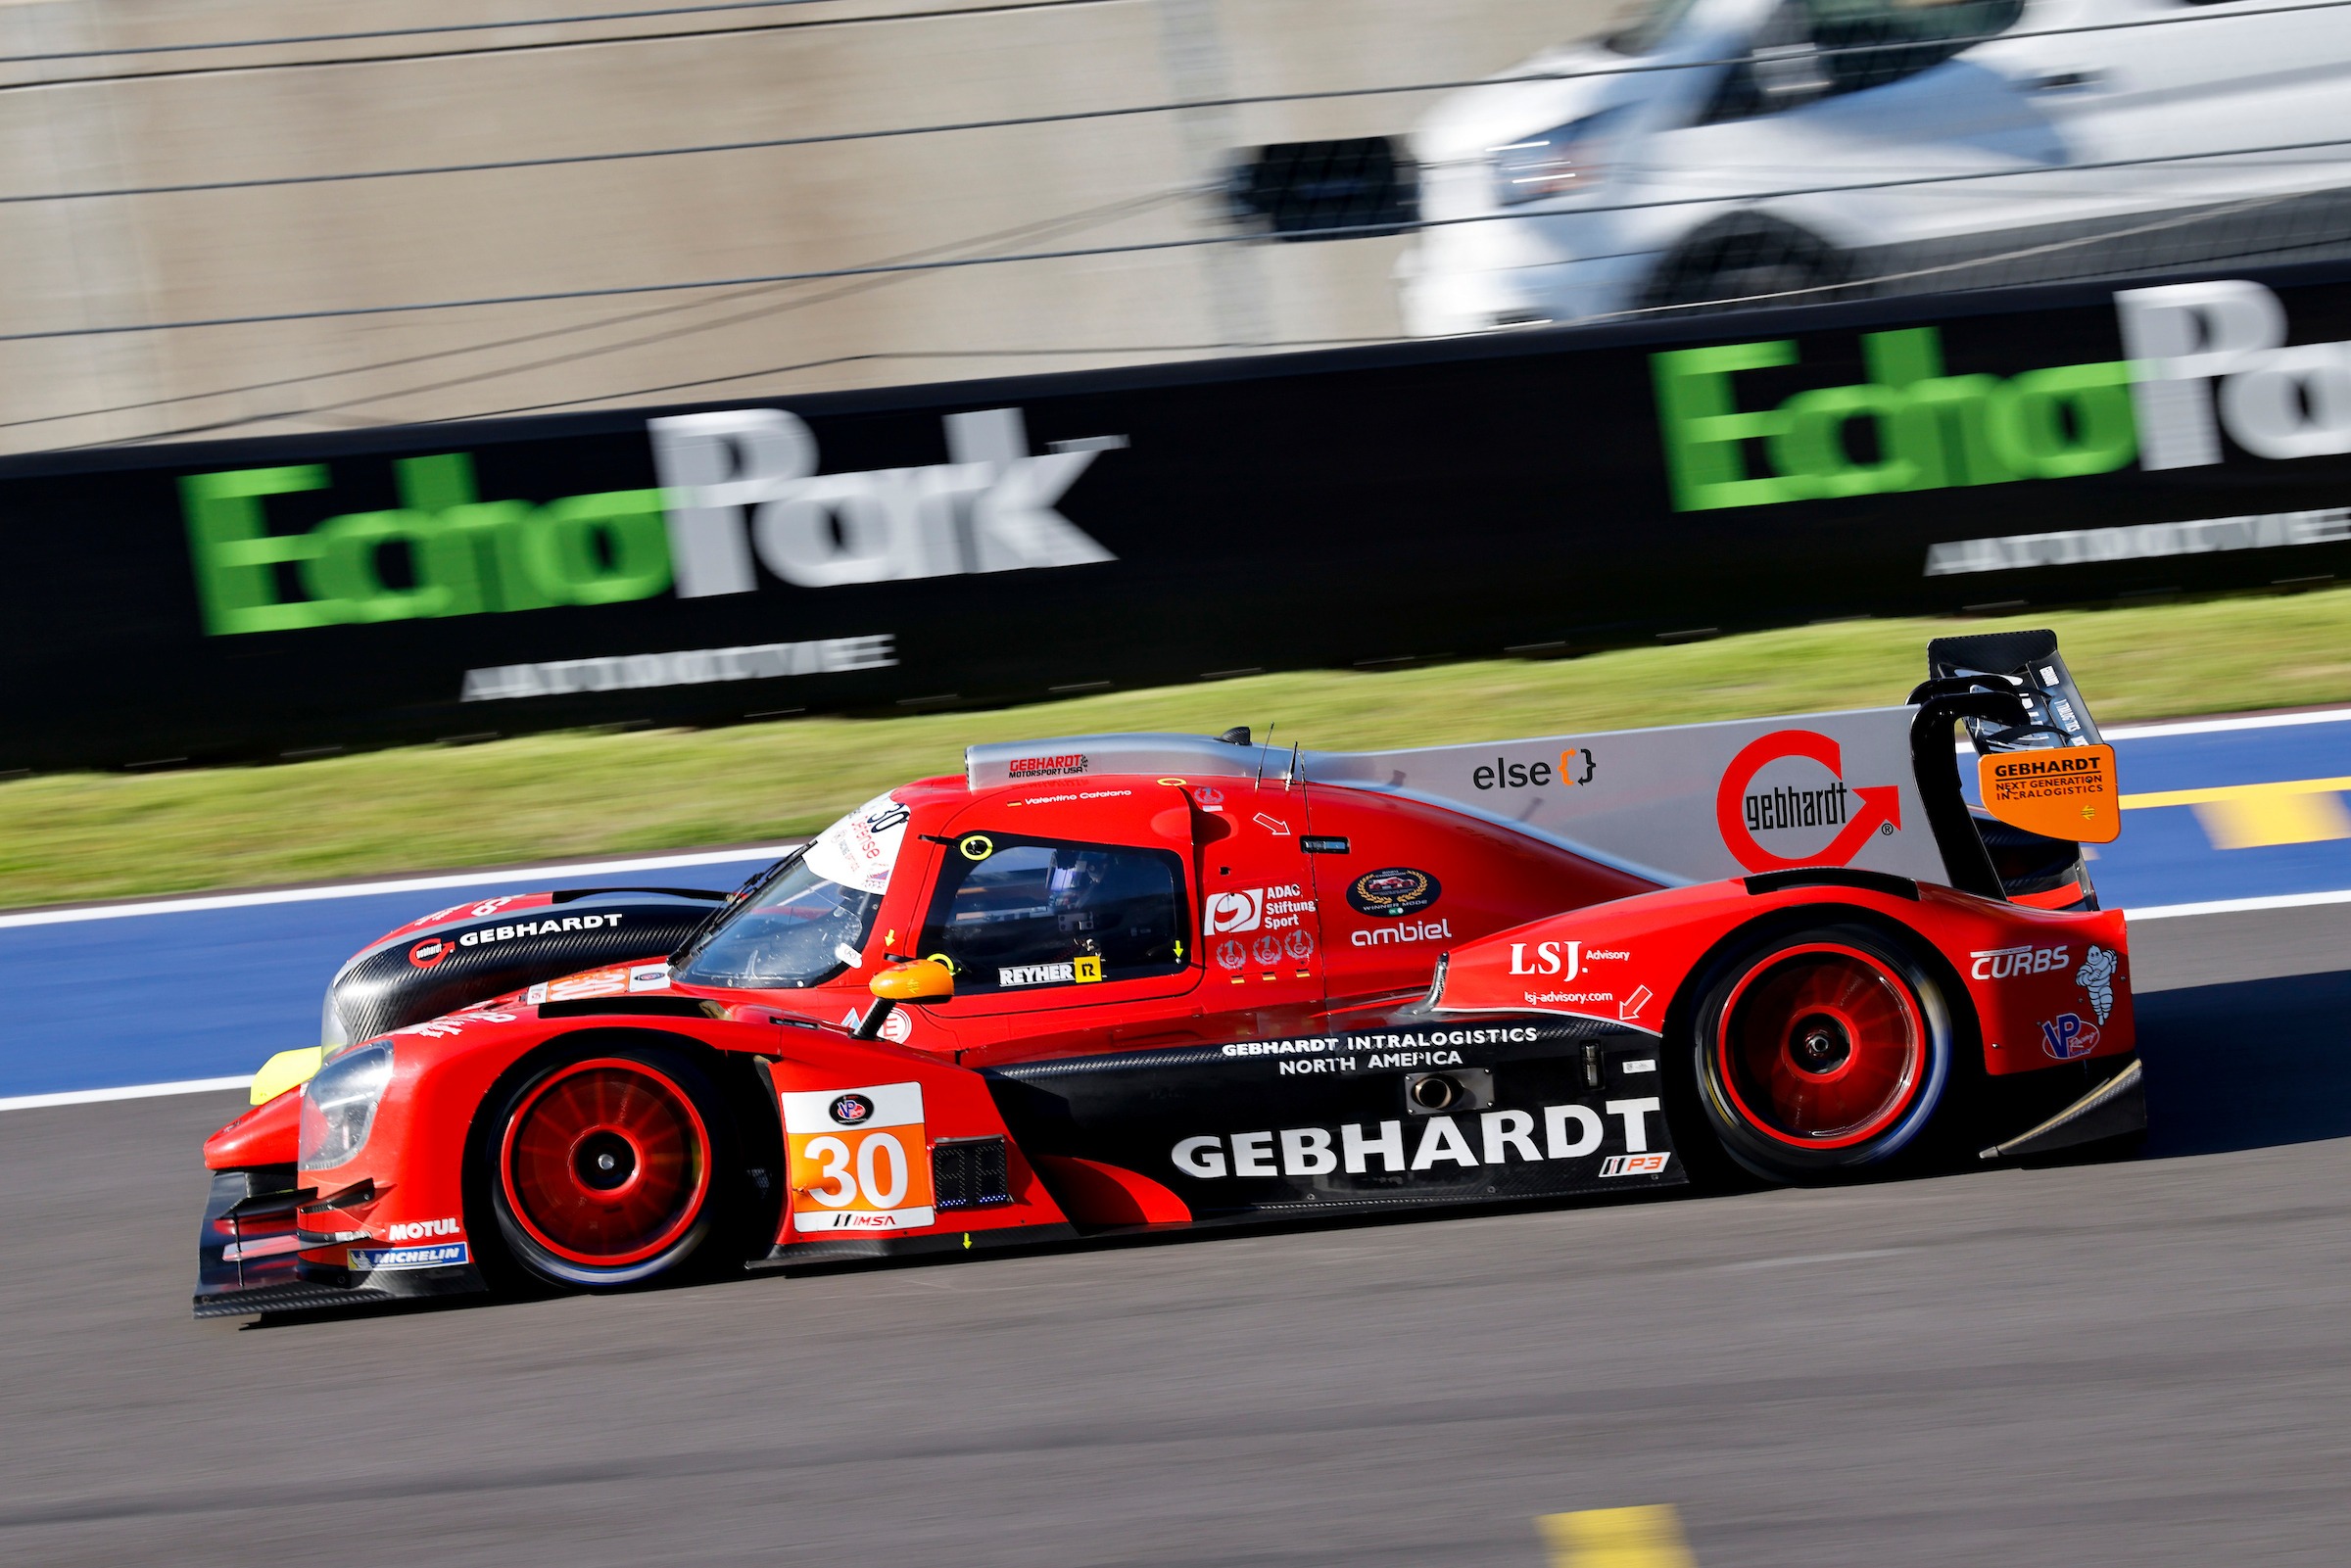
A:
[855,959,953,1039]
[870,959,954,1003]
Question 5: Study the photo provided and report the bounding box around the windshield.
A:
[675,793,909,990]
[1603,0,1703,53]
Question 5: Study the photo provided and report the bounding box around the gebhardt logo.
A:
[1713,730,1901,873]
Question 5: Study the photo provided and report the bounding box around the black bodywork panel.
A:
[986,1013,1687,1221]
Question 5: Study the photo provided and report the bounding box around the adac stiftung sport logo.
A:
[1713,730,1902,874]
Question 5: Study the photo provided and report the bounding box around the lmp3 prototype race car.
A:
[196,630,2145,1318]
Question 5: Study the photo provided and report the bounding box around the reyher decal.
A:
[997,957,1102,987]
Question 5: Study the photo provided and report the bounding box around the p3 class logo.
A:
[830,1093,876,1126]
[408,938,453,969]
[1347,867,1441,919]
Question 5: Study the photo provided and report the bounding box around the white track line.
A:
[4,886,2340,1114]
[2104,706,2351,741]
[0,1075,251,1113]
[6,711,2346,930]
[2123,888,2351,921]
[0,843,799,930]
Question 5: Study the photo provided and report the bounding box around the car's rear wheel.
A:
[1643,213,1849,312]
[1688,921,1962,1183]
[487,1045,737,1289]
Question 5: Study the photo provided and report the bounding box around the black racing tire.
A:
[1642,213,1850,311]
[1684,919,1970,1185]
[473,1040,744,1292]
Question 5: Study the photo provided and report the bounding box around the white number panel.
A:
[780,1080,936,1233]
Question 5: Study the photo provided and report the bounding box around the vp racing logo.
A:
[1714,730,1902,874]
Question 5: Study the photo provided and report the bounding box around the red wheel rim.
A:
[501,1059,711,1267]
[1715,943,1925,1150]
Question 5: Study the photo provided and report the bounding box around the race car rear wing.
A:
[966,631,2110,898]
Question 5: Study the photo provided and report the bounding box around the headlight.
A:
[1492,110,1624,206]
[298,1044,394,1170]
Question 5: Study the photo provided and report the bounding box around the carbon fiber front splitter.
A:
[193,1262,487,1320]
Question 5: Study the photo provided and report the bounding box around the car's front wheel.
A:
[1686,921,1965,1184]
[484,1044,738,1289]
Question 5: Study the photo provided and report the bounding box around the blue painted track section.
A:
[2085,719,2351,908]
[1,857,780,1100]
[2,714,2344,1101]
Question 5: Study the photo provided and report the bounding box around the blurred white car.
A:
[1396,0,2351,334]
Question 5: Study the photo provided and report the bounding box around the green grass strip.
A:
[6,587,2348,910]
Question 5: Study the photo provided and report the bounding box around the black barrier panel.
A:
[8,262,2351,771]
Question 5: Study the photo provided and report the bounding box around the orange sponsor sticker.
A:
[1979,744,2120,844]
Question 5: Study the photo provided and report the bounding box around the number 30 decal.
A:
[798,1132,913,1211]
[779,1081,938,1232]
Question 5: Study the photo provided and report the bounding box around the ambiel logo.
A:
[1651,279,2345,512]
[181,406,1120,636]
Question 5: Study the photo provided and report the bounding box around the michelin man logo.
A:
[2076,944,2118,1024]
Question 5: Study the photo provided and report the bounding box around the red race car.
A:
[196,630,2144,1318]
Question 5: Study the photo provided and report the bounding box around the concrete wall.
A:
[0,0,1613,452]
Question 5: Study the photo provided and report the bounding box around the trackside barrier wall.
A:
[10,262,2351,771]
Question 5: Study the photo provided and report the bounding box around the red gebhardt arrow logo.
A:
[1713,730,1902,874]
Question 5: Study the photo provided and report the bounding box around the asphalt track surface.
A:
[4,906,2347,1566]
